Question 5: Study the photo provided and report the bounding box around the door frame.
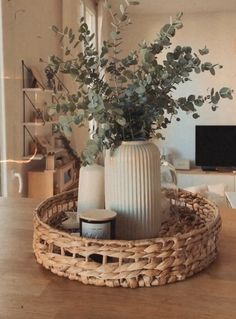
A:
[0,0,8,197]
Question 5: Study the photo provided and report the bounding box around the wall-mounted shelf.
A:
[21,60,63,158]
[23,154,45,161]
[22,60,79,198]
[23,121,58,126]
[22,88,55,93]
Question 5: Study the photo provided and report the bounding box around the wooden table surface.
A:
[1,197,236,319]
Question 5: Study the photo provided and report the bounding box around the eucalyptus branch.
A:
[45,4,233,165]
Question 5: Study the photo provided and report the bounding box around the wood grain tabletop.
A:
[0,197,236,319]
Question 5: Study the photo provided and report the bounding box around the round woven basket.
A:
[33,188,221,288]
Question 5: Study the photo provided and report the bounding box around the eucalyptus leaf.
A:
[199,46,209,55]
[211,92,220,104]
[121,14,128,22]
[123,70,133,79]
[69,34,75,44]
[111,31,118,40]
[104,0,112,9]
[47,105,57,116]
[52,25,59,33]
[120,4,125,14]
[192,113,200,119]
[128,1,140,5]
[194,98,204,107]
[135,86,146,95]
[116,117,126,126]
[210,68,215,76]
[176,12,183,19]
[219,87,232,98]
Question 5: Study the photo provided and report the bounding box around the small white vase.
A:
[77,164,105,215]
[105,140,161,240]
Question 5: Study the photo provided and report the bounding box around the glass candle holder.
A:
[160,159,178,221]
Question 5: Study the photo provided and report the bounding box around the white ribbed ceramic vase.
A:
[105,140,161,240]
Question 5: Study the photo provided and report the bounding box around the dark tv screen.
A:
[195,125,236,168]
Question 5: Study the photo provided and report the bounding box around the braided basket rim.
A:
[33,188,221,288]
[34,188,220,245]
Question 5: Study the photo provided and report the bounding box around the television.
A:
[195,125,236,170]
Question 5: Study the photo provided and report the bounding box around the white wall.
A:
[1,0,62,196]
[118,11,236,164]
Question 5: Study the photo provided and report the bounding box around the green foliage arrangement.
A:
[46,0,233,165]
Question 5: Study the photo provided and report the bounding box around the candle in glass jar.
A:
[80,209,117,239]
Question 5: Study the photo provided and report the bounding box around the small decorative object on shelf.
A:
[79,209,117,240]
[33,188,221,288]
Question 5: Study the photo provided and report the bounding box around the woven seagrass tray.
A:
[33,188,221,288]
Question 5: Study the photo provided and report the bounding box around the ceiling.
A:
[110,0,236,15]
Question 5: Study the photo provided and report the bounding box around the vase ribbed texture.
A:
[105,141,161,240]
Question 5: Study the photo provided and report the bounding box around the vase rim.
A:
[121,140,150,145]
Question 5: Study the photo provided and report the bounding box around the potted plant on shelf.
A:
[45,0,233,239]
